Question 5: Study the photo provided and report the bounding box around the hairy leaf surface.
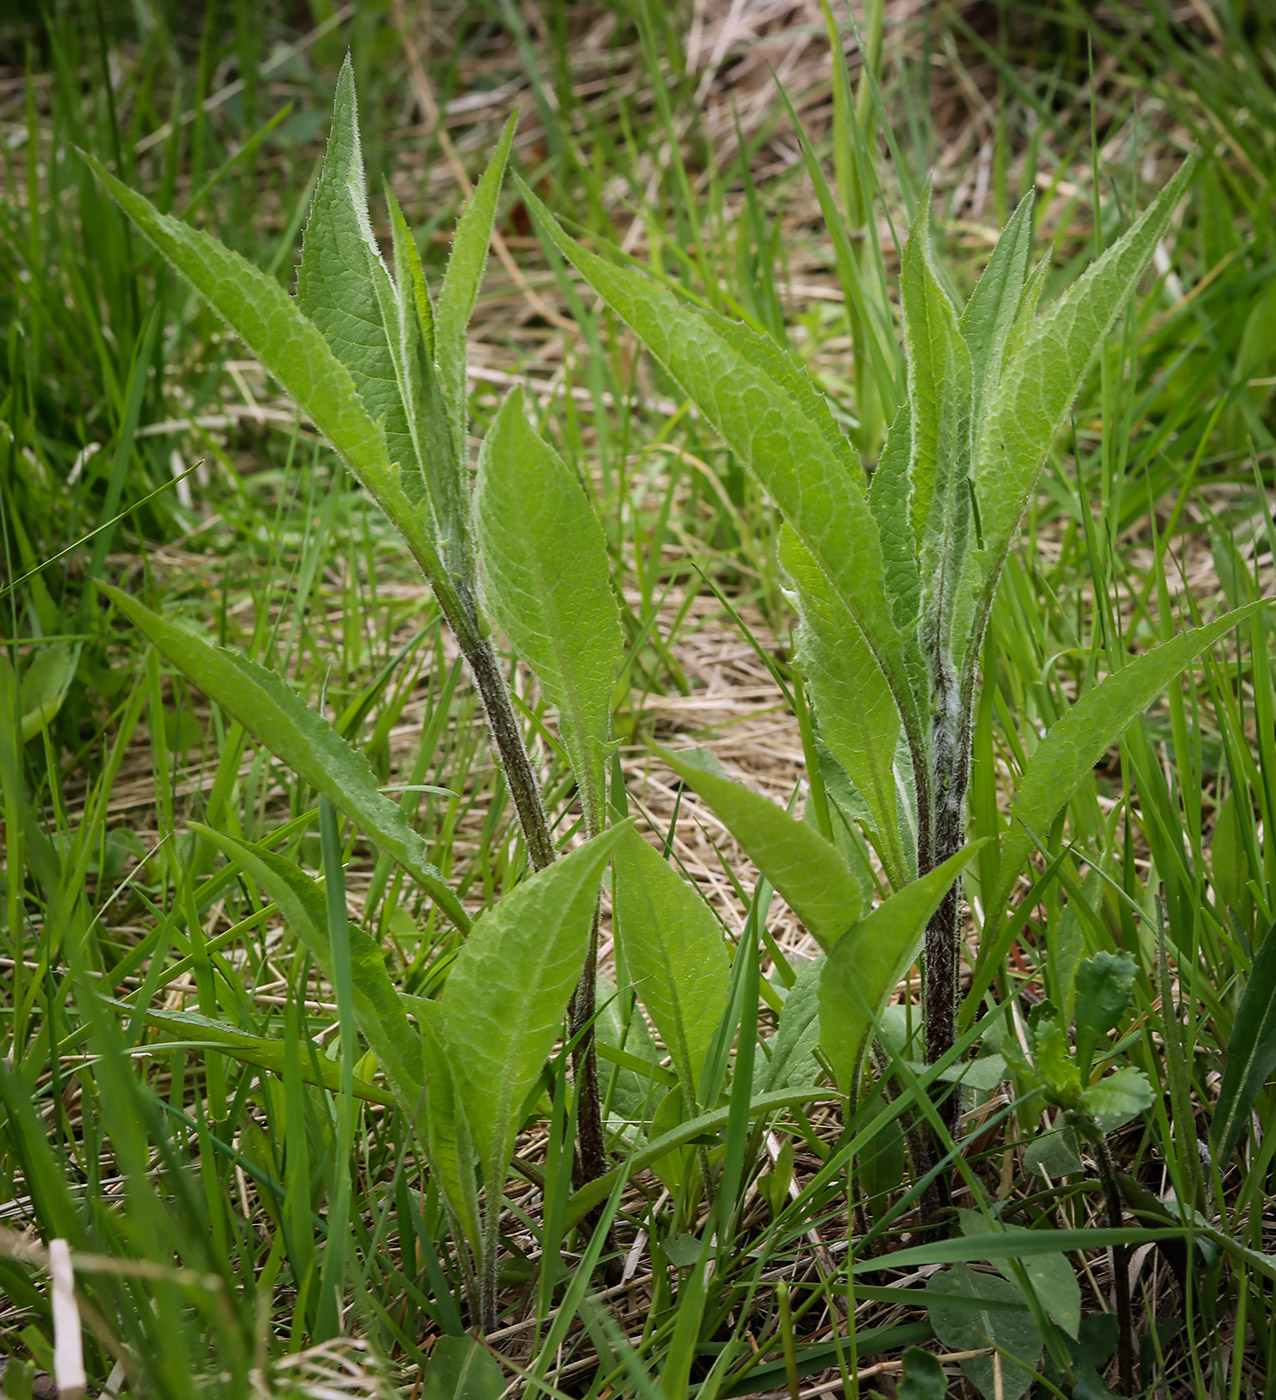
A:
[959,191,1034,389]
[520,178,922,750]
[974,159,1194,601]
[659,747,861,948]
[82,158,417,528]
[415,1000,483,1255]
[818,842,984,1097]
[297,56,418,498]
[438,826,626,1197]
[611,827,731,1108]
[475,389,622,830]
[779,526,905,879]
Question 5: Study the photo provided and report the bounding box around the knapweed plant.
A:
[82,52,1271,1348]
[519,152,1269,1175]
[83,58,629,1330]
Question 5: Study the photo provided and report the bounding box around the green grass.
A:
[3,2,1276,1397]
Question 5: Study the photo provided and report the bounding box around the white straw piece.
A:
[49,1239,86,1400]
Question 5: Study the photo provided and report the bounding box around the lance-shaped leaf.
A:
[991,598,1272,922]
[125,1004,393,1106]
[900,195,975,663]
[659,747,861,949]
[475,389,623,831]
[779,526,906,882]
[78,156,439,573]
[974,158,1195,597]
[519,177,925,757]
[958,190,1035,390]
[191,825,425,1115]
[438,824,628,1208]
[97,584,470,933]
[611,826,731,1110]
[818,842,985,1098]
[296,55,421,504]
[436,115,517,445]
[764,954,825,1092]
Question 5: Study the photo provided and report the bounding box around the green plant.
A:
[518,147,1275,1189]
[79,56,628,1329]
[1010,950,1154,1393]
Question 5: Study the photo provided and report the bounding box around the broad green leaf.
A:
[958,1208,1081,1339]
[897,1347,947,1400]
[974,158,1195,599]
[475,389,623,831]
[901,194,974,664]
[520,178,923,751]
[699,309,860,478]
[818,841,985,1097]
[439,825,627,1198]
[1077,1066,1154,1131]
[959,190,1034,388]
[1024,1123,1083,1180]
[125,1004,393,1106]
[190,825,425,1114]
[779,525,905,881]
[436,115,517,441]
[1212,915,1276,1157]
[19,643,78,742]
[993,599,1272,920]
[1073,951,1137,1078]
[927,1265,1039,1400]
[97,583,470,933]
[611,827,731,1108]
[79,155,431,564]
[659,746,861,948]
[421,1335,506,1400]
[297,56,420,504]
[415,999,482,1257]
[764,954,825,1092]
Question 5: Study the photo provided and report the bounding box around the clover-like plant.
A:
[82,58,628,1326]
[520,151,1272,1184]
[1009,950,1151,1392]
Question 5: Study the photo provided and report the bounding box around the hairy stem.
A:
[569,901,609,1191]
[922,664,971,1145]
[463,629,557,874]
